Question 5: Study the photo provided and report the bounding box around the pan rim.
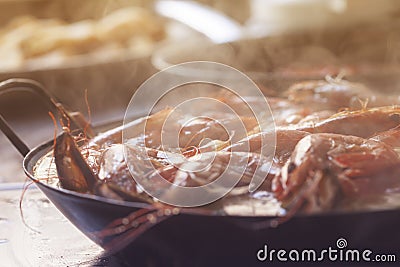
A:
[22,130,400,220]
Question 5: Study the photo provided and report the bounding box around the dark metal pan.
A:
[2,79,400,266]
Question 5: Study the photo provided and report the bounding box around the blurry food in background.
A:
[246,0,400,36]
[197,0,250,24]
[153,17,400,102]
[154,0,243,44]
[0,7,165,71]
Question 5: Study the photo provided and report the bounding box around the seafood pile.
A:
[34,77,400,217]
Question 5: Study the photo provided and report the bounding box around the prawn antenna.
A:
[358,98,369,110]
[19,180,42,234]
[325,69,347,84]
[48,112,58,150]
[84,89,92,141]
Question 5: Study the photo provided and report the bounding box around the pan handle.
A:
[0,78,94,157]
[0,114,30,157]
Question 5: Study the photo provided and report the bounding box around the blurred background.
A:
[1,0,400,185]
[2,1,400,266]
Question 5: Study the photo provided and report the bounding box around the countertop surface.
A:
[0,188,107,267]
